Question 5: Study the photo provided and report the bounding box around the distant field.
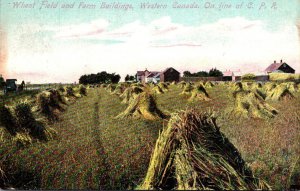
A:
[269,73,300,81]
[0,83,299,189]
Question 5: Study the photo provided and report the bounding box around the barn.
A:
[160,67,180,82]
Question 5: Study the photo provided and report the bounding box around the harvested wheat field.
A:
[0,82,299,190]
[138,110,270,190]
[188,84,211,102]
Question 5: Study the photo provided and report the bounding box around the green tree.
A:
[125,74,130,82]
[111,73,121,84]
[196,71,208,77]
[208,68,223,77]
[129,75,135,81]
[97,71,110,83]
[183,71,192,77]
[79,71,121,84]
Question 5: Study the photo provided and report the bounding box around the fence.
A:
[0,83,75,96]
[255,75,269,81]
[24,83,75,91]
[180,77,223,82]
[180,75,270,82]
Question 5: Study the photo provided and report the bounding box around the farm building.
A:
[136,69,160,83]
[136,69,149,83]
[145,72,161,83]
[265,60,295,74]
[223,70,269,82]
[160,67,180,82]
[136,67,180,83]
[222,69,242,81]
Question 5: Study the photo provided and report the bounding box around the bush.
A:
[241,73,256,81]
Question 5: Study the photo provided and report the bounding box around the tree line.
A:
[79,72,121,84]
[183,68,223,77]
[124,74,135,82]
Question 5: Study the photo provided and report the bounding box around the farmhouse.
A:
[265,60,295,74]
[145,72,161,83]
[136,69,149,83]
[136,67,180,83]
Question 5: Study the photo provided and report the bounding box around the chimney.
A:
[280,60,283,63]
[274,60,276,64]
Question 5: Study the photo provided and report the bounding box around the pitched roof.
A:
[233,71,243,77]
[223,71,233,77]
[153,73,161,78]
[146,72,161,78]
[146,73,155,78]
[265,63,283,72]
[138,67,180,77]
[136,71,145,76]
[223,69,242,76]
[162,67,180,74]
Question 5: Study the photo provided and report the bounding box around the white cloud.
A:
[53,19,109,38]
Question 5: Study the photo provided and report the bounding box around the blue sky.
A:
[0,0,299,83]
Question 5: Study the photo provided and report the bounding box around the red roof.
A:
[146,72,160,78]
[146,73,155,78]
[223,71,233,77]
[265,63,283,72]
